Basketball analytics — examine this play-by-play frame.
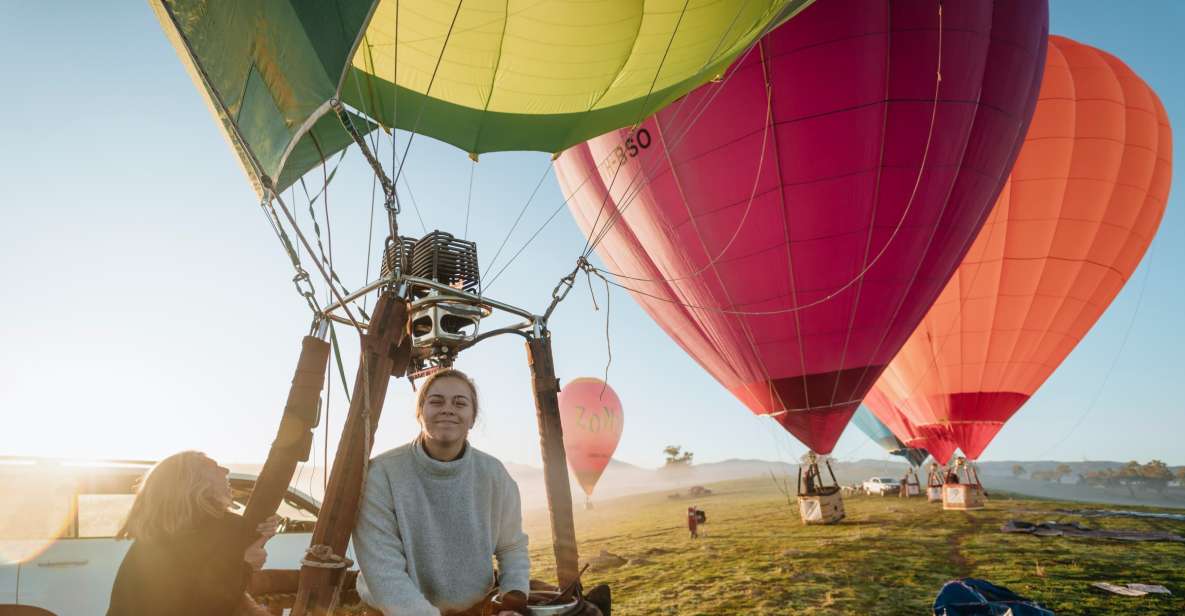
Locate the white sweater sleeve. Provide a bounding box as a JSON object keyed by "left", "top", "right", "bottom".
{"left": 494, "top": 473, "right": 531, "bottom": 595}
{"left": 353, "top": 464, "right": 441, "bottom": 616}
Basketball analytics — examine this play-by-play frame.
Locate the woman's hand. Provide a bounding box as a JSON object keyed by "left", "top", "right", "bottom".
{"left": 256, "top": 514, "right": 282, "bottom": 541}
{"left": 489, "top": 590, "right": 529, "bottom": 616}
{"left": 243, "top": 536, "right": 269, "bottom": 570}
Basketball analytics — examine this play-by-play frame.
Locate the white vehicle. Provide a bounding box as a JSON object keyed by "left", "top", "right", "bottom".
{"left": 862, "top": 476, "right": 902, "bottom": 496}
{"left": 1, "top": 458, "right": 329, "bottom": 616}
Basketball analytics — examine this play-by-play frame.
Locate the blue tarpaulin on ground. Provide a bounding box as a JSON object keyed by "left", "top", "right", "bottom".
{"left": 933, "top": 578, "right": 1054, "bottom": 616}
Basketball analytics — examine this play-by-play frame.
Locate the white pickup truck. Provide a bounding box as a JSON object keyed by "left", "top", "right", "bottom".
{"left": 1, "top": 458, "right": 334, "bottom": 616}
{"left": 862, "top": 476, "right": 902, "bottom": 496}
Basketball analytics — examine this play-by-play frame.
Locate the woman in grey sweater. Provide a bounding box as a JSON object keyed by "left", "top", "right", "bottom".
{"left": 353, "top": 369, "right": 530, "bottom": 616}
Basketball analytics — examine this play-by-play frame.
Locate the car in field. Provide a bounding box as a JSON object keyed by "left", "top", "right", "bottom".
{"left": 862, "top": 476, "right": 902, "bottom": 496}
{"left": 0, "top": 457, "right": 326, "bottom": 616}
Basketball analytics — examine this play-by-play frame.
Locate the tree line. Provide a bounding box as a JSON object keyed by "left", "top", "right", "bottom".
{"left": 1012, "top": 460, "right": 1184, "bottom": 496}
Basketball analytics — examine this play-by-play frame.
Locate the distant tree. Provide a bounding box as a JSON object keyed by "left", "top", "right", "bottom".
{"left": 1080, "top": 469, "right": 1113, "bottom": 488}
{"left": 1031, "top": 470, "right": 1056, "bottom": 483}
{"left": 1055, "top": 464, "right": 1073, "bottom": 484}
{"left": 663, "top": 445, "right": 694, "bottom": 467}
{"left": 1116, "top": 461, "right": 1144, "bottom": 497}
{"left": 1011, "top": 464, "right": 1026, "bottom": 478}
{"left": 1096, "top": 460, "right": 1174, "bottom": 497}
{"left": 1140, "top": 460, "right": 1173, "bottom": 494}
{"left": 1176, "top": 467, "right": 1185, "bottom": 486}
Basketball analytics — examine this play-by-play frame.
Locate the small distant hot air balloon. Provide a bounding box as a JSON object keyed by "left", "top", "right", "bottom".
{"left": 558, "top": 378, "right": 624, "bottom": 506}
{"left": 863, "top": 387, "right": 956, "bottom": 465}
{"left": 556, "top": 0, "right": 1049, "bottom": 455}
{"left": 850, "top": 406, "right": 929, "bottom": 468}
{"left": 875, "top": 35, "right": 1173, "bottom": 460}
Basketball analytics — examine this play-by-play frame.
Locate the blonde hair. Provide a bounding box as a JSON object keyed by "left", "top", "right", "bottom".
{"left": 116, "top": 450, "right": 226, "bottom": 541}
{"left": 415, "top": 368, "right": 480, "bottom": 425}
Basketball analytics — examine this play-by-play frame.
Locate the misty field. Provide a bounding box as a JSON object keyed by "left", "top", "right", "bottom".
{"left": 522, "top": 477, "right": 1185, "bottom": 615}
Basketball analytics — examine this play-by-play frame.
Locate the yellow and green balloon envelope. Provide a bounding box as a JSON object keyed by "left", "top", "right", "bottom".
{"left": 150, "top": 0, "right": 812, "bottom": 196}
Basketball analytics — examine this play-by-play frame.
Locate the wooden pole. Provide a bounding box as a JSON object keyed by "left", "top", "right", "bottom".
{"left": 243, "top": 335, "right": 331, "bottom": 529}
{"left": 526, "top": 334, "right": 580, "bottom": 590}
{"left": 292, "top": 293, "right": 411, "bottom": 616}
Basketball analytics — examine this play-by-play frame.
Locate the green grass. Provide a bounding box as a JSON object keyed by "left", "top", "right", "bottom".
{"left": 522, "top": 477, "right": 1185, "bottom": 615}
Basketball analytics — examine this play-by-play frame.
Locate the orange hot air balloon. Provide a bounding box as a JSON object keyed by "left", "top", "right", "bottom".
{"left": 876, "top": 35, "right": 1173, "bottom": 460}
{"left": 558, "top": 378, "right": 625, "bottom": 500}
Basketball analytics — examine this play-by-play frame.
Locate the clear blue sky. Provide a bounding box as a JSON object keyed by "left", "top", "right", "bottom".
{"left": 1, "top": 1, "right": 1181, "bottom": 471}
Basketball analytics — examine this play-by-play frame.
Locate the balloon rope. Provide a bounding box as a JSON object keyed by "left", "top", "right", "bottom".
{"left": 271, "top": 190, "right": 366, "bottom": 336}
{"left": 484, "top": 0, "right": 760, "bottom": 292}
{"left": 258, "top": 193, "right": 322, "bottom": 316}
{"left": 578, "top": 0, "right": 693, "bottom": 258}
{"left": 363, "top": 172, "right": 378, "bottom": 312}
{"left": 576, "top": 50, "right": 758, "bottom": 262}
{"left": 350, "top": 25, "right": 436, "bottom": 250}
{"left": 484, "top": 36, "right": 762, "bottom": 292}
{"left": 299, "top": 175, "right": 358, "bottom": 312}
{"left": 350, "top": 31, "right": 403, "bottom": 242}
{"left": 579, "top": 0, "right": 761, "bottom": 259}
{"left": 577, "top": 0, "right": 783, "bottom": 258}
{"left": 483, "top": 164, "right": 553, "bottom": 279}
{"left": 463, "top": 159, "right": 476, "bottom": 240}
{"left": 587, "top": 78, "right": 773, "bottom": 285}
{"left": 584, "top": 268, "right": 615, "bottom": 392}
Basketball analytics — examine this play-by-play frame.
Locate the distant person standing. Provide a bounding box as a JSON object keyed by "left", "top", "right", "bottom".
{"left": 687, "top": 505, "right": 699, "bottom": 539}
{"left": 694, "top": 508, "right": 707, "bottom": 537}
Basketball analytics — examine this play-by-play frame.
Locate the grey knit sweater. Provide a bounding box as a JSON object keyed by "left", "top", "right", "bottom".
{"left": 353, "top": 439, "right": 530, "bottom": 615}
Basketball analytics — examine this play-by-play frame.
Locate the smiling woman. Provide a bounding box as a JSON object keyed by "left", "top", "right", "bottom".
{"left": 352, "top": 369, "right": 537, "bottom": 616}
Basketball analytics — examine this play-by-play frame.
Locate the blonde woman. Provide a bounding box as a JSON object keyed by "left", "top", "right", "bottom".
{"left": 353, "top": 369, "right": 530, "bottom": 616}
{"left": 107, "top": 451, "right": 279, "bottom": 616}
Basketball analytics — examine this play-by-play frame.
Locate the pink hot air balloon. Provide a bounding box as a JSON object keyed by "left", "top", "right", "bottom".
{"left": 558, "top": 378, "right": 625, "bottom": 499}
{"left": 555, "top": 0, "right": 1048, "bottom": 454}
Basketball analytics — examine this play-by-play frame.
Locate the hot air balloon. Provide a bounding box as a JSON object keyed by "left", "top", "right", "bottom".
{"left": 555, "top": 0, "right": 1049, "bottom": 456}
{"left": 874, "top": 35, "right": 1173, "bottom": 461}
{"left": 558, "top": 378, "right": 625, "bottom": 507}
{"left": 151, "top": 1, "right": 816, "bottom": 610}
{"left": 863, "top": 386, "right": 956, "bottom": 465}
{"left": 850, "top": 406, "right": 929, "bottom": 468}
{"left": 151, "top": 0, "right": 812, "bottom": 197}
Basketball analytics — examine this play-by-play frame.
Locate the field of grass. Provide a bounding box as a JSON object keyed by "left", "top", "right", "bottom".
{"left": 522, "top": 477, "right": 1185, "bottom": 615}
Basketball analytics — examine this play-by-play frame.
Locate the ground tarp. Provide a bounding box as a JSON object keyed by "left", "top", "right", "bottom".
{"left": 933, "top": 578, "right": 1054, "bottom": 616}
{"left": 1002, "top": 520, "right": 1185, "bottom": 543}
